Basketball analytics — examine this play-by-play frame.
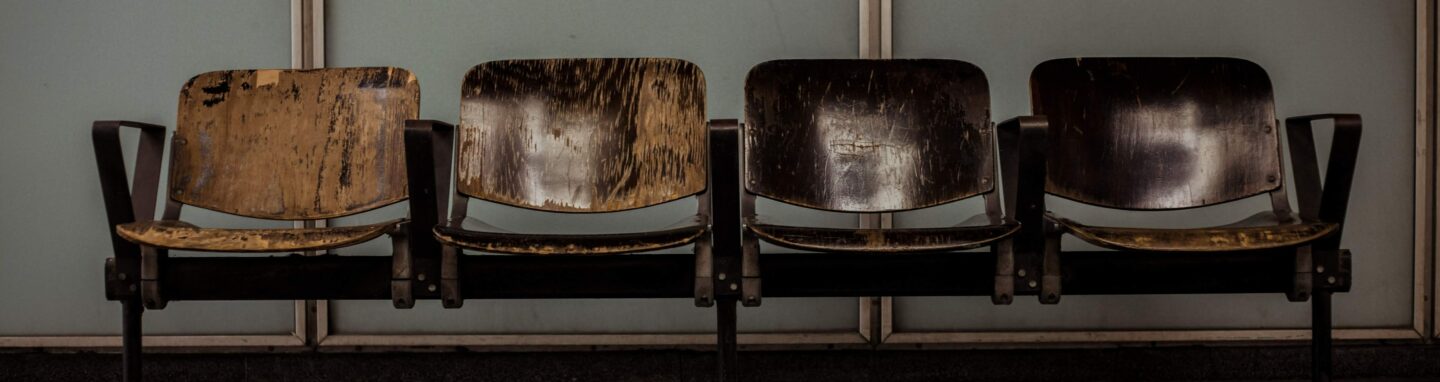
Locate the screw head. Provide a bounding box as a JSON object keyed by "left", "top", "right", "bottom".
{"left": 718, "top": 273, "right": 727, "bottom": 281}
{"left": 729, "top": 283, "right": 739, "bottom": 291}
{"left": 1327, "top": 276, "right": 1337, "bottom": 285}
{"left": 1017, "top": 269, "right": 1027, "bottom": 278}
{"left": 1267, "top": 174, "right": 1278, "bottom": 183}
{"left": 1315, "top": 266, "right": 1325, "bottom": 274}
{"left": 427, "top": 284, "right": 437, "bottom": 292}
{"left": 417, "top": 273, "right": 427, "bottom": 281}
{"left": 118, "top": 273, "right": 128, "bottom": 281}
{"left": 1028, "top": 280, "right": 1038, "bottom": 288}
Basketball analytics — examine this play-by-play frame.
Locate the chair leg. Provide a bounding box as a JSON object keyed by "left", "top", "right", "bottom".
{"left": 122, "top": 296, "right": 144, "bottom": 382}
{"left": 1311, "top": 290, "right": 1333, "bottom": 382}
{"left": 717, "top": 297, "right": 739, "bottom": 382}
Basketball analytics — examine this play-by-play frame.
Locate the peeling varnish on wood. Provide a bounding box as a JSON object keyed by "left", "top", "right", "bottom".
{"left": 117, "top": 219, "right": 403, "bottom": 253}
{"left": 171, "top": 68, "right": 419, "bottom": 219}
{"left": 456, "top": 58, "right": 706, "bottom": 213}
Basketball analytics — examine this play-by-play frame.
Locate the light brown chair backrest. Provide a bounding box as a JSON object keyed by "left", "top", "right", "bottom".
{"left": 170, "top": 68, "right": 420, "bottom": 219}
{"left": 456, "top": 58, "right": 707, "bottom": 212}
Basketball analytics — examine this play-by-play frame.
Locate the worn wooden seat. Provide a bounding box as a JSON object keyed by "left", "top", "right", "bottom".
{"left": 1050, "top": 213, "right": 1336, "bottom": 252}
{"left": 117, "top": 218, "right": 404, "bottom": 253}
{"left": 94, "top": 67, "right": 421, "bottom": 382}
{"left": 406, "top": 58, "right": 713, "bottom": 308}
{"left": 1028, "top": 57, "right": 1361, "bottom": 382}
{"left": 1030, "top": 57, "right": 1351, "bottom": 270}
{"left": 105, "top": 67, "right": 419, "bottom": 305}
{"left": 747, "top": 217, "right": 1019, "bottom": 253}
{"left": 1032, "top": 58, "right": 1344, "bottom": 257}
{"left": 739, "top": 59, "right": 1044, "bottom": 307}
{"left": 435, "top": 216, "right": 706, "bottom": 255}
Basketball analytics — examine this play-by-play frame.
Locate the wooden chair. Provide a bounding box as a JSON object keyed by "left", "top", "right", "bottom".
{"left": 403, "top": 57, "right": 716, "bottom": 304}
{"left": 402, "top": 57, "right": 737, "bottom": 378}
{"left": 1029, "top": 57, "right": 1360, "bottom": 382}
{"left": 94, "top": 67, "right": 420, "bottom": 381}
{"left": 738, "top": 58, "right": 1043, "bottom": 305}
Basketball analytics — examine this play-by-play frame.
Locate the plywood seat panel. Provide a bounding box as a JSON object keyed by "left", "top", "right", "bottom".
{"left": 434, "top": 215, "right": 707, "bottom": 255}
{"left": 117, "top": 219, "right": 404, "bottom": 253}
{"left": 746, "top": 217, "right": 1019, "bottom": 254}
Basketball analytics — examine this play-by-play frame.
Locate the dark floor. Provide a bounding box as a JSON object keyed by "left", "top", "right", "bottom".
{"left": 3, "top": 344, "right": 1439, "bottom": 381}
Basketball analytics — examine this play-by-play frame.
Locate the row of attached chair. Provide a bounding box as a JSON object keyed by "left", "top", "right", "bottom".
{"left": 95, "top": 57, "right": 1358, "bottom": 382}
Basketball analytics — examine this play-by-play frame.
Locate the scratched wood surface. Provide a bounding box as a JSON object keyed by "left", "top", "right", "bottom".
{"left": 170, "top": 68, "right": 419, "bottom": 219}
{"left": 1031, "top": 57, "right": 1281, "bottom": 210}
{"left": 744, "top": 59, "right": 994, "bottom": 212}
{"left": 746, "top": 218, "right": 1018, "bottom": 253}
{"left": 1051, "top": 214, "right": 1337, "bottom": 252}
{"left": 435, "top": 216, "right": 706, "bottom": 255}
{"left": 457, "top": 58, "right": 707, "bottom": 213}
{"left": 116, "top": 219, "right": 403, "bottom": 253}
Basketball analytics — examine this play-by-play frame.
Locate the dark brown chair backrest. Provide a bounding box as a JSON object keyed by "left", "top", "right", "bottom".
{"left": 744, "top": 59, "right": 994, "bottom": 212}
{"left": 456, "top": 58, "right": 708, "bottom": 213}
{"left": 1031, "top": 57, "right": 1282, "bottom": 210}
{"left": 170, "top": 68, "right": 420, "bottom": 219}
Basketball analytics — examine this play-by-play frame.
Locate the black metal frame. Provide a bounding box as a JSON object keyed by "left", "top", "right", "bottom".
{"left": 95, "top": 113, "right": 1358, "bottom": 382}
{"left": 94, "top": 120, "right": 165, "bottom": 382}
{"left": 1287, "top": 114, "right": 1363, "bottom": 382}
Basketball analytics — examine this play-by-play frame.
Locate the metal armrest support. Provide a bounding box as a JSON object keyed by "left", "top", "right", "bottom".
{"left": 1284, "top": 114, "right": 1361, "bottom": 232}
{"left": 1285, "top": 114, "right": 1361, "bottom": 293}
{"left": 93, "top": 120, "right": 167, "bottom": 304}
{"left": 399, "top": 119, "right": 455, "bottom": 308}
{"left": 708, "top": 119, "right": 753, "bottom": 306}
{"left": 997, "top": 116, "right": 1053, "bottom": 303}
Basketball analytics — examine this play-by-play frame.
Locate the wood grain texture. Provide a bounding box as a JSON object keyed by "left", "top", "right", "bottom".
{"left": 457, "top": 58, "right": 707, "bottom": 213}
{"left": 171, "top": 68, "right": 419, "bottom": 219}
{"left": 434, "top": 216, "right": 706, "bottom": 255}
{"left": 116, "top": 219, "right": 403, "bottom": 253}
{"left": 744, "top": 59, "right": 994, "bottom": 212}
{"left": 1051, "top": 215, "right": 1336, "bottom": 252}
{"left": 1031, "top": 57, "right": 1281, "bottom": 210}
{"left": 746, "top": 218, "right": 1018, "bottom": 253}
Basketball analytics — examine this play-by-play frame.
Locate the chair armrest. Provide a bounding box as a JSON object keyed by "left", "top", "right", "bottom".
{"left": 995, "top": 116, "right": 1048, "bottom": 231}
{"left": 92, "top": 120, "right": 167, "bottom": 258}
{"left": 1284, "top": 114, "right": 1362, "bottom": 229}
{"left": 708, "top": 119, "right": 740, "bottom": 226}
{"left": 707, "top": 119, "right": 745, "bottom": 299}
{"left": 403, "top": 119, "right": 456, "bottom": 257}
{"left": 707, "top": 119, "right": 741, "bottom": 247}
